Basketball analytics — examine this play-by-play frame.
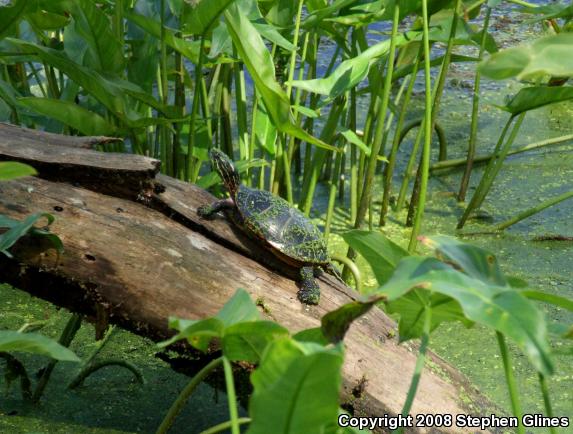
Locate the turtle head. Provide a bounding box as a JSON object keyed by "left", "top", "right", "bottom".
{"left": 210, "top": 148, "right": 240, "bottom": 198}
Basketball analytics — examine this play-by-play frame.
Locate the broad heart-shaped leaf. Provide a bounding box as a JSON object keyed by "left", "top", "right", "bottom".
{"left": 500, "top": 86, "right": 573, "bottom": 115}
{"left": 0, "top": 331, "right": 80, "bottom": 362}
{"left": 248, "top": 338, "right": 343, "bottom": 434}
{"left": 221, "top": 321, "right": 289, "bottom": 362}
{"left": 479, "top": 33, "right": 573, "bottom": 81}
{"left": 182, "top": 0, "right": 235, "bottom": 35}
{"left": 0, "top": 162, "right": 37, "bottom": 180}
{"left": 292, "top": 327, "right": 329, "bottom": 345}
{"left": 224, "top": 4, "right": 337, "bottom": 152}
{"left": 216, "top": 287, "right": 260, "bottom": 326}
{"left": 66, "top": 0, "right": 126, "bottom": 75}
{"left": 419, "top": 235, "right": 507, "bottom": 286}
{"left": 17, "top": 97, "right": 117, "bottom": 136}
{"left": 321, "top": 295, "right": 386, "bottom": 343}
{"left": 377, "top": 256, "right": 554, "bottom": 375}
{"left": 0, "top": 212, "right": 55, "bottom": 258}
{"left": 341, "top": 230, "right": 409, "bottom": 286}
{"left": 387, "top": 290, "right": 473, "bottom": 342}
{"left": 160, "top": 288, "right": 261, "bottom": 352}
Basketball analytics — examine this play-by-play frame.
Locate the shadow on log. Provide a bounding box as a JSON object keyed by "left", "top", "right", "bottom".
{"left": 0, "top": 124, "right": 497, "bottom": 433}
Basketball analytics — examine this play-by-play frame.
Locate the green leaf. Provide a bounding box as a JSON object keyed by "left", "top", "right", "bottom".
{"left": 182, "top": 0, "right": 236, "bottom": 35}
{"left": 480, "top": 33, "right": 573, "bottom": 80}
{"left": 321, "top": 295, "right": 385, "bottom": 343}
{"left": 237, "top": 0, "right": 295, "bottom": 51}
{"left": 4, "top": 39, "right": 170, "bottom": 126}
{"left": 0, "top": 330, "right": 80, "bottom": 362}
{"left": 419, "top": 235, "right": 507, "bottom": 286}
{"left": 248, "top": 338, "right": 343, "bottom": 434}
{"left": 0, "top": 162, "right": 37, "bottom": 180}
{"left": 222, "top": 321, "right": 289, "bottom": 362}
{"left": 26, "top": 10, "right": 71, "bottom": 31}
{"left": 339, "top": 129, "right": 388, "bottom": 162}
{"left": 377, "top": 256, "right": 554, "bottom": 375}
{"left": 160, "top": 288, "right": 261, "bottom": 351}
{"left": 0, "top": 212, "right": 54, "bottom": 258}
{"left": 0, "top": 0, "right": 32, "bottom": 40}
{"left": 517, "top": 3, "right": 573, "bottom": 22}
{"left": 341, "top": 230, "right": 409, "bottom": 285}
{"left": 66, "top": 0, "right": 126, "bottom": 75}
{"left": 501, "top": 86, "right": 573, "bottom": 115}
{"left": 254, "top": 99, "right": 277, "bottom": 156}
{"left": 292, "top": 327, "right": 329, "bottom": 345}
{"left": 216, "top": 288, "right": 260, "bottom": 326}
{"left": 387, "top": 290, "right": 472, "bottom": 342}
{"left": 289, "top": 33, "right": 409, "bottom": 99}
{"left": 161, "top": 317, "right": 224, "bottom": 352}
{"left": 17, "top": 97, "right": 117, "bottom": 136}
{"left": 522, "top": 290, "right": 573, "bottom": 312}
{"left": 224, "top": 4, "right": 337, "bottom": 152}
{"left": 126, "top": 12, "right": 202, "bottom": 64}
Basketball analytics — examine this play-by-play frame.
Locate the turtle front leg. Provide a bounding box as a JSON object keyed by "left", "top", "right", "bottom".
{"left": 197, "top": 198, "right": 234, "bottom": 218}
{"left": 298, "top": 266, "right": 320, "bottom": 305}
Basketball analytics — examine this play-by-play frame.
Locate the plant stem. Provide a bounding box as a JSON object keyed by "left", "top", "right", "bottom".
{"left": 199, "top": 418, "right": 251, "bottom": 434}
{"left": 496, "top": 332, "right": 525, "bottom": 434}
{"left": 431, "top": 133, "right": 573, "bottom": 172}
{"left": 159, "top": 0, "right": 171, "bottom": 175}
{"left": 68, "top": 359, "right": 144, "bottom": 389}
{"left": 458, "top": 113, "right": 525, "bottom": 229}
{"left": 407, "top": 0, "right": 433, "bottom": 252}
{"left": 458, "top": 6, "right": 491, "bottom": 201}
{"left": 156, "top": 357, "right": 223, "bottom": 434}
{"left": 396, "top": 308, "right": 431, "bottom": 434}
{"left": 33, "top": 313, "right": 82, "bottom": 402}
{"left": 222, "top": 357, "right": 240, "bottom": 434}
{"left": 233, "top": 45, "right": 248, "bottom": 162}
{"left": 354, "top": 3, "right": 400, "bottom": 230}
{"left": 186, "top": 37, "right": 206, "bottom": 182}
{"left": 495, "top": 190, "right": 573, "bottom": 230}
{"left": 538, "top": 373, "right": 557, "bottom": 434}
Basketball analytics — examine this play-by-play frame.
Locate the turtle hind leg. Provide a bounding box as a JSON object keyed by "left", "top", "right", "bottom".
{"left": 298, "top": 266, "right": 320, "bottom": 305}
{"left": 197, "top": 198, "right": 234, "bottom": 218}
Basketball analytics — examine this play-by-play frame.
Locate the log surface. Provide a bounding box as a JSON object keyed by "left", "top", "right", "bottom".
{"left": 0, "top": 125, "right": 497, "bottom": 433}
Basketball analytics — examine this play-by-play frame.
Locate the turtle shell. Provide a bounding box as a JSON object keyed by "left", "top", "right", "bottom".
{"left": 235, "top": 186, "right": 329, "bottom": 265}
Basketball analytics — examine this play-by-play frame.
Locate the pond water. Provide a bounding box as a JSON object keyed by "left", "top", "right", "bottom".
{"left": 1, "top": 1, "right": 572, "bottom": 433}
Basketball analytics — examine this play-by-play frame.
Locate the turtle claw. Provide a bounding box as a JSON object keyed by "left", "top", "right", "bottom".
{"left": 298, "top": 288, "right": 320, "bottom": 305}
{"left": 197, "top": 205, "right": 212, "bottom": 218}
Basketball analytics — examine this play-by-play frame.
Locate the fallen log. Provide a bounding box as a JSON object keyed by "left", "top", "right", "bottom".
{"left": 0, "top": 125, "right": 497, "bottom": 433}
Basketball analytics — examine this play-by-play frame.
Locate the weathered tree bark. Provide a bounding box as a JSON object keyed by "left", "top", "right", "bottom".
{"left": 0, "top": 125, "right": 497, "bottom": 433}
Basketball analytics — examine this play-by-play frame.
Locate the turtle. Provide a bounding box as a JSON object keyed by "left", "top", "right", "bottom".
{"left": 197, "top": 148, "right": 338, "bottom": 305}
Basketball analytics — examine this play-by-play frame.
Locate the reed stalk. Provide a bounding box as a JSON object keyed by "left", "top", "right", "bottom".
{"left": 458, "top": 6, "right": 492, "bottom": 202}
{"left": 458, "top": 113, "right": 525, "bottom": 228}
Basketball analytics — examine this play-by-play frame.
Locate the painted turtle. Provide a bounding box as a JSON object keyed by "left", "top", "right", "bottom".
{"left": 197, "top": 148, "right": 335, "bottom": 305}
